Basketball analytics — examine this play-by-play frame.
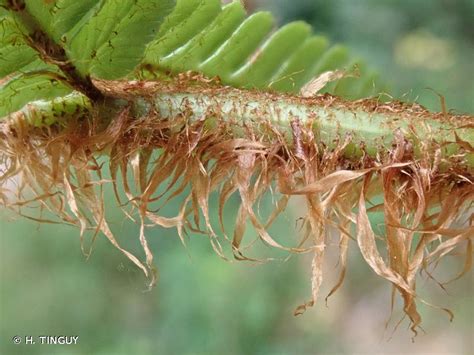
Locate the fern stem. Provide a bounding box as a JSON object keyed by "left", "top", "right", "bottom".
{"left": 4, "top": 81, "right": 473, "bottom": 171}
{"left": 127, "top": 86, "right": 473, "bottom": 169}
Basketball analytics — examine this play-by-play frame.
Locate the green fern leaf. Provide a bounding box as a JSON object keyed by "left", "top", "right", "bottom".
{"left": 0, "top": 74, "right": 72, "bottom": 117}
{"left": 1, "top": 0, "right": 380, "bottom": 119}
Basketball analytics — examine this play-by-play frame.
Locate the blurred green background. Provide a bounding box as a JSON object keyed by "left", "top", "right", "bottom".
{"left": 1, "top": 1, "right": 473, "bottom": 354}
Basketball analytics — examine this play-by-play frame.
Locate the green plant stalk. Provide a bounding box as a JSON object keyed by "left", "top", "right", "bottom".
{"left": 7, "top": 87, "right": 473, "bottom": 169}
{"left": 132, "top": 89, "right": 473, "bottom": 167}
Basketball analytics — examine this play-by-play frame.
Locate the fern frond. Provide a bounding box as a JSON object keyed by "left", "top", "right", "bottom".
{"left": 1, "top": 0, "right": 381, "bottom": 119}
{"left": 0, "top": 0, "right": 472, "bottom": 335}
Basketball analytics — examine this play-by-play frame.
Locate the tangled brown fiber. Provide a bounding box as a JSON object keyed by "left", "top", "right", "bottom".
{"left": 0, "top": 77, "right": 473, "bottom": 334}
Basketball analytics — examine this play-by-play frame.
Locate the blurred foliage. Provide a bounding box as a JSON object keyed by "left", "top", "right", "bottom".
{"left": 1, "top": 1, "right": 473, "bottom": 354}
